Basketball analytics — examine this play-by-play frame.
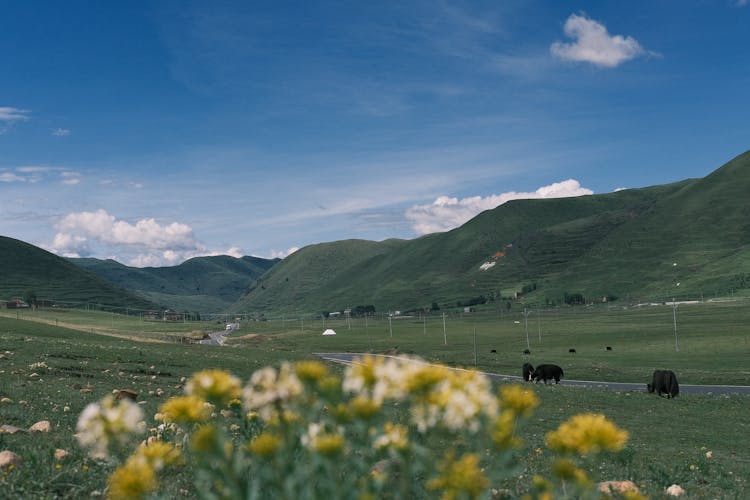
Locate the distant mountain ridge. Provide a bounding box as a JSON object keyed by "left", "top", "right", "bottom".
{"left": 70, "top": 255, "right": 279, "bottom": 312}
{"left": 0, "top": 236, "right": 156, "bottom": 310}
{"left": 229, "top": 149, "right": 750, "bottom": 315}
{"left": 5, "top": 149, "right": 750, "bottom": 316}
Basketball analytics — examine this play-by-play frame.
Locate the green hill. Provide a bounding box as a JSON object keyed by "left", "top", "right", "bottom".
{"left": 0, "top": 236, "right": 156, "bottom": 310}
{"left": 230, "top": 149, "right": 750, "bottom": 315}
{"left": 71, "top": 255, "right": 278, "bottom": 312}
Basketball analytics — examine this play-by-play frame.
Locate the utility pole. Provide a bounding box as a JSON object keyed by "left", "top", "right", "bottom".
{"left": 473, "top": 327, "right": 477, "bottom": 367}
{"left": 442, "top": 312, "right": 447, "bottom": 345}
{"left": 524, "top": 307, "right": 530, "bottom": 350}
{"left": 673, "top": 298, "right": 679, "bottom": 352}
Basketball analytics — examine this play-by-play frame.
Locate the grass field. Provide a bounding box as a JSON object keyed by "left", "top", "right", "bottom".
{"left": 1, "top": 300, "right": 749, "bottom": 498}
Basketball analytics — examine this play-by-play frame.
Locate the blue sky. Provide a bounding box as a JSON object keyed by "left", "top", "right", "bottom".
{"left": 2, "top": 1, "right": 749, "bottom": 266}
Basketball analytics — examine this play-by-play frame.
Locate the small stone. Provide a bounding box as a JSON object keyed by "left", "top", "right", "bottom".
{"left": 0, "top": 425, "right": 26, "bottom": 434}
{"left": 0, "top": 450, "right": 23, "bottom": 468}
{"left": 666, "top": 484, "right": 686, "bottom": 496}
{"left": 0, "top": 397, "right": 12, "bottom": 403}
{"left": 54, "top": 449, "right": 70, "bottom": 460}
{"left": 29, "top": 420, "right": 52, "bottom": 433}
{"left": 597, "top": 481, "right": 641, "bottom": 496}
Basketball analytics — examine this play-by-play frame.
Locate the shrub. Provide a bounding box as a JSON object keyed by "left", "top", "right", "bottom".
{"left": 77, "top": 357, "right": 632, "bottom": 499}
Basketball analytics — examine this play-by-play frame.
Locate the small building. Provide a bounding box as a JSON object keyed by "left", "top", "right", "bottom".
{"left": 6, "top": 298, "right": 30, "bottom": 309}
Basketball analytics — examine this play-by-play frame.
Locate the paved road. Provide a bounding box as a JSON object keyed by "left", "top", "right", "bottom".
{"left": 199, "top": 323, "right": 239, "bottom": 346}
{"left": 315, "top": 352, "right": 750, "bottom": 396}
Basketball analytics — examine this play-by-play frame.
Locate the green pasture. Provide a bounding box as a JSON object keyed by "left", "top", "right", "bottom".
{"left": 1, "top": 301, "right": 749, "bottom": 498}
{"left": 227, "top": 299, "right": 750, "bottom": 385}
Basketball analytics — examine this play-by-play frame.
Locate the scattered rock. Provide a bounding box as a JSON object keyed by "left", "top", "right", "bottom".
{"left": 666, "top": 484, "right": 686, "bottom": 496}
{"left": 1, "top": 397, "right": 12, "bottom": 403}
{"left": 597, "top": 481, "right": 641, "bottom": 496}
{"left": 29, "top": 420, "right": 52, "bottom": 433}
{"left": 114, "top": 389, "right": 138, "bottom": 401}
{"left": 0, "top": 450, "right": 23, "bottom": 468}
{"left": 54, "top": 449, "right": 70, "bottom": 460}
{"left": 0, "top": 425, "right": 26, "bottom": 434}
{"left": 29, "top": 372, "right": 40, "bottom": 378}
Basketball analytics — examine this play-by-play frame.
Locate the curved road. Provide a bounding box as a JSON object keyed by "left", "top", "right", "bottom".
{"left": 315, "top": 352, "right": 750, "bottom": 396}
{"left": 199, "top": 322, "right": 239, "bottom": 346}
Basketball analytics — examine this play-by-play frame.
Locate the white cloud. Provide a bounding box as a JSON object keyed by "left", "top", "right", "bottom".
{"left": 0, "top": 106, "right": 30, "bottom": 121}
{"left": 0, "top": 172, "right": 26, "bottom": 183}
{"left": 269, "top": 247, "right": 299, "bottom": 259}
{"left": 405, "top": 179, "right": 593, "bottom": 235}
{"left": 60, "top": 171, "right": 82, "bottom": 185}
{"left": 52, "top": 128, "right": 71, "bottom": 136}
{"left": 48, "top": 209, "right": 246, "bottom": 267}
{"left": 734, "top": 0, "right": 749, "bottom": 6}
{"left": 550, "top": 13, "right": 649, "bottom": 68}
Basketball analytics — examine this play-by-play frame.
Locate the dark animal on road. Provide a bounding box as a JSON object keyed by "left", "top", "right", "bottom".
{"left": 522, "top": 363, "right": 535, "bottom": 382}
{"left": 569, "top": 348, "right": 576, "bottom": 354}
{"left": 490, "top": 349, "right": 497, "bottom": 353}
{"left": 647, "top": 370, "right": 679, "bottom": 398}
{"left": 523, "top": 349, "right": 531, "bottom": 355}
{"left": 606, "top": 346, "right": 612, "bottom": 351}
{"left": 532, "top": 364, "right": 564, "bottom": 384}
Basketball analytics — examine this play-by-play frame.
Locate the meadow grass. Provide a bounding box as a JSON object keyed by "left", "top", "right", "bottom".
{"left": 1, "top": 301, "right": 749, "bottom": 498}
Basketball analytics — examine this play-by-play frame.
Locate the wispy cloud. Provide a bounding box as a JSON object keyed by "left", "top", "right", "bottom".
{"left": 405, "top": 179, "right": 593, "bottom": 235}
{"left": 0, "top": 172, "right": 26, "bottom": 183}
{"left": 551, "top": 13, "right": 652, "bottom": 68}
{"left": 51, "top": 128, "right": 71, "bottom": 136}
{"left": 60, "top": 171, "right": 82, "bottom": 185}
{"left": 0, "top": 106, "right": 30, "bottom": 121}
{"left": 0, "top": 106, "right": 30, "bottom": 134}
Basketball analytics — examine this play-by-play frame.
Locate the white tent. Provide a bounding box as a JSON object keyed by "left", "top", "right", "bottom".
{"left": 322, "top": 329, "right": 337, "bottom": 336}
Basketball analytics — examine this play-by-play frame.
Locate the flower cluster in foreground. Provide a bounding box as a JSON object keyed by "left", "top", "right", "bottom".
{"left": 76, "top": 357, "right": 631, "bottom": 499}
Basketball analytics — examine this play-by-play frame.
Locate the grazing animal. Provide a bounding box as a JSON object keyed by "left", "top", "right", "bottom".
{"left": 568, "top": 348, "right": 576, "bottom": 354}
{"left": 606, "top": 346, "right": 612, "bottom": 351}
{"left": 531, "top": 364, "right": 564, "bottom": 384}
{"left": 490, "top": 349, "right": 497, "bottom": 354}
{"left": 647, "top": 370, "right": 679, "bottom": 398}
{"left": 522, "top": 363, "right": 535, "bottom": 382}
{"left": 523, "top": 349, "right": 531, "bottom": 355}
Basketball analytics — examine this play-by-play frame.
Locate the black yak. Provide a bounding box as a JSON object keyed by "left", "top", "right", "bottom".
{"left": 523, "top": 349, "right": 531, "bottom": 355}
{"left": 522, "top": 363, "right": 535, "bottom": 382}
{"left": 568, "top": 348, "right": 576, "bottom": 354}
{"left": 531, "top": 364, "right": 564, "bottom": 384}
{"left": 647, "top": 370, "right": 679, "bottom": 398}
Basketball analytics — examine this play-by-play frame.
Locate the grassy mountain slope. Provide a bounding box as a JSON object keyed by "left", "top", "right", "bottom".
{"left": 71, "top": 255, "right": 279, "bottom": 312}
{"left": 231, "top": 149, "right": 750, "bottom": 314}
{"left": 0, "top": 236, "right": 156, "bottom": 310}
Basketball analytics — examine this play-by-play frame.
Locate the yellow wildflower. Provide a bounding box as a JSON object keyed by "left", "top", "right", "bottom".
{"left": 301, "top": 423, "right": 345, "bottom": 456}
{"left": 350, "top": 395, "right": 381, "bottom": 419}
{"left": 546, "top": 413, "right": 628, "bottom": 455}
{"left": 158, "top": 396, "right": 212, "bottom": 424}
{"left": 312, "top": 433, "right": 345, "bottom": 456}
{"left": 248, "top": 433, "right": 281, "bottom": 457}
{"left": 491, "top": 410, "right": 521, "bottom": 449}
{"left": 135, "top": 441, "right": 182, "bottom": 471}
{"left": 499, "top": 384, "right": 539, "bottom": 417}
{"left": 551, "top": 458, "right": 591, "bottom": 486}
{"left": 426, "top": 451, "right": 488, "bottom": 500}
{"left": 185, "top": 370, "right": 242, "bottom": 406}
{"left": 190, "top": 424, "right": 218, "bottom": 453}
{"left": 406, "top": 365, "right": 450, "bottom": 393}
{"left": 295, "top": 360, "right": 329, "bottom": 382}
{"left": 107, "top": 456, "right": 156, "bottom": 500}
